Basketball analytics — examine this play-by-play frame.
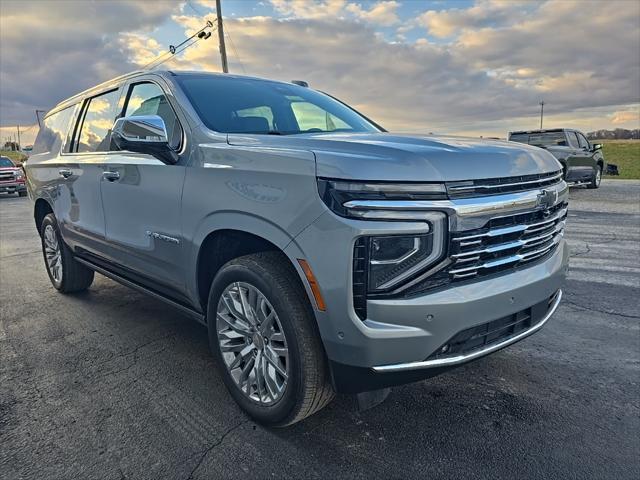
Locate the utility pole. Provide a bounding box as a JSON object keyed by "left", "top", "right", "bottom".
{"left": 17, "top": 125, "right": 21, "bottom": 151}
{"left": 216, "top": 0, "right": 229, "bottom": 73}
{"left": 539, "top": 101, "right": 545, "bottom": 129}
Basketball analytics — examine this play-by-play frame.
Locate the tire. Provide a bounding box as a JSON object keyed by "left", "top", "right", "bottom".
{"left": 40, "top": 213, "right": 94, "bottom": 293}
{"left": 587, "top": 164, "right": 602, "bottom": 189}
{"left": 207, "top": 251, "right": 334, "bottom": 426}
{"left": 18, "top": 191, "right": 27, "bottom": 197}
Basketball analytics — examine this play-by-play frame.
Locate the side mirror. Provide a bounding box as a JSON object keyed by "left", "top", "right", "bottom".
{"left": 592, "top": 143, "right": 602, "bottom": 151}
{"left": 111, "top": 115, "right": 178, "bottom": 164}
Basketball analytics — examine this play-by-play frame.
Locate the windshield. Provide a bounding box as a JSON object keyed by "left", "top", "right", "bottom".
{"left": 510, "top": 132, "right": 567, "bottom": 147}
{"left": 0, "top": 157, "right": 15, "bottom": 168}
{"left": 176, "top": 75, "right": 380, "bottom": 135}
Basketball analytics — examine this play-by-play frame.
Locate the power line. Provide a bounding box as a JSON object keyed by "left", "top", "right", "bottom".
{"left": 226, "top": 28, "right": 246, "bottom": 74}
{"left": 185, "top": 0, "right": 205, "bottom": 17}
{"left": 148, "top": 30, "right": 215, "bottom": 71}
{"left": 141, "top": 20, "right": 215, "bottom": 70}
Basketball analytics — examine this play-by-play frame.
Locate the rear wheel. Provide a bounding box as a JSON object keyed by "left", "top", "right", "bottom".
{"left": 207, "top": 252, "right": 334, "bottom": 426}
{"left": 40, "top": 214, "right": 94, "bottom": 292}
{"left": 587, "top": 164, "right": 602, "bottom": 189}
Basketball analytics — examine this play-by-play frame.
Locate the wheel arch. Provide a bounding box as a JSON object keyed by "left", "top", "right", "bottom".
{"left": 192, "top": 221, "right": 316, "bottom": 317}
{"left": 34, "top": 197, "right": 54, "bottom": 235}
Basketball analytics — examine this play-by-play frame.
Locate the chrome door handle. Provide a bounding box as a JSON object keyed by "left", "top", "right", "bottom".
{"left": 102, "top": 171, "right": 120, "bottom": 182}
{"left": 58, "top": 169, "right": 73, "bottom": 178}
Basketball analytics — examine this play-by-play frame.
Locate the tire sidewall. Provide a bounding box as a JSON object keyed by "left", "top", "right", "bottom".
{"left": 207, "top": 261, "right": 304, "bottom": 425}
{"left": 40, "top": 214, "right": 64, "bottom": 290}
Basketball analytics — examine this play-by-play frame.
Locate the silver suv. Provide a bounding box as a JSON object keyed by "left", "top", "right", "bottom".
{"left": 26, "top": 71, "right": 568, "bottom": 426}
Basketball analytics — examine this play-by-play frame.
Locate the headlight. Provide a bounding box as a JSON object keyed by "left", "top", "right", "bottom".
{"left": 318, "top": 178, "right": 447, "bottom": 219}
{"left": 355, "top": 212, "right": 447, "bottom": 295}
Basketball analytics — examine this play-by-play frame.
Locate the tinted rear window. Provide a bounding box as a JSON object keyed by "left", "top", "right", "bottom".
{"left": 32, "top": 105, "right": 77, "bottom": 155}
{"left": 176, "top": 75, "right": 379, "bottom": 135}
{"left": 77, "top": 89, "right": 121, "bottom": 153}
{"left": 510, "top": 132, "right": 567, "bottom": 147}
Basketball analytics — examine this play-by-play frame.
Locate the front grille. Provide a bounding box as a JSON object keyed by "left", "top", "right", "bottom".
{"left": 446, "top": 170, "right": 563, "bottom": 198}
{"left": 447, "top": 201, "right": 567, "bottom": 281}
{"left": 427, "top": 291, "right": 559, "bottom": 360}
{"left": 0, "top": 172, "right": 15, "bottom": 182}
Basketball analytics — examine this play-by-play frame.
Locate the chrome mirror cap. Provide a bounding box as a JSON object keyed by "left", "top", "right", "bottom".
{"left": 112, "top": 115, "right": 169, "bottom": 144}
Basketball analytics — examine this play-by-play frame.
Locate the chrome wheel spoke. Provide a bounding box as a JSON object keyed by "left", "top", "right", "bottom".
{"left": 264, "top": 347, "right": 287, "bottom": 379}
{"left": 216, "top": 281, "right": 289, "bottom": 405}
{"left": 43, "top": 225, "right": 62, "bottom": 283}
{"left": 217, "top": 312, "right": 252, "bottom": 337}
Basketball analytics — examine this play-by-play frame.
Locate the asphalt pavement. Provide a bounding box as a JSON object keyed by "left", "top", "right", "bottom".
{"left": 1, "top": 180, "right": 639, "bottom": 479}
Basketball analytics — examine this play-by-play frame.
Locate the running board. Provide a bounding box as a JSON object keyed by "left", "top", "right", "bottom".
{"left": 75, "top": 257, "right": 206, "bottom": 325}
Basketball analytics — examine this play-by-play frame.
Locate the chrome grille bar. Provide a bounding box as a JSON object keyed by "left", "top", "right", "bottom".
{"left": 448, "top": 172, "right": 563, "bottom": 193}
{"left": 448, "top": 202, "right": 567, "bottom": 280}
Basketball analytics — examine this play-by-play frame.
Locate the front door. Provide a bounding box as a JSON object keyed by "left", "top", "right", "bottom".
{"left": 99, "top": 80, "right": 188, "bottom": 301}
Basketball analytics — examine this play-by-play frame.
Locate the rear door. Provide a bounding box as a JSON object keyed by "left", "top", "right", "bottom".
{"left": 54, "top": 88, "right": 123, "bottom": 253}
{"left": 99, "top": 78, "right": 189, "bottom": 301}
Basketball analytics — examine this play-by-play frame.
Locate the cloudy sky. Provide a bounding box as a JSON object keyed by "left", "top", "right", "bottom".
{"left": 1, "top": 0, "right": 639, "bottom": 145}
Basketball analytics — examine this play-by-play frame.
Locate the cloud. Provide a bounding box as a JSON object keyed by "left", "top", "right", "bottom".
{"left": 1, "top": 0, "right": 639, "bottom": 139}
{"left": 269, "top": 0, "right": 399, "bottom": 25}
{"left": 0, "top": 0, "right": 178, "bottom": 124}
{"left": 269, "top": 0, "right": 347, "bottom": 19}
{"left": 417, "top": 0, "right": 527, "bottom": 38}
{"left": 346, "top": 1, "right": 400, "bottom": 26}
{"left": 610, "top": 109, "right": 640, "bottom": 126}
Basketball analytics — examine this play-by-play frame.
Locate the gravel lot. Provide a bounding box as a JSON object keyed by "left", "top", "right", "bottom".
{"left": 1, "top": 180, "right": 638, "bottom": 480}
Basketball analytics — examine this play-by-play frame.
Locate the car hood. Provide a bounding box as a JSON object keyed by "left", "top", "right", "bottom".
{"left": 227, "top": 132, "right": 561, "bottom": 182}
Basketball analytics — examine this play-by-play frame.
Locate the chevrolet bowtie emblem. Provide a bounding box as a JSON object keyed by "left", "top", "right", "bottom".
{"left": 536, "top": 189, "right": 558, "bottom": 210}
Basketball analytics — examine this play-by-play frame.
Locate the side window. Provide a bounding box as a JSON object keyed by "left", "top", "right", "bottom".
{"left": 290, "top": 101, "right": 350, "bottom": 132}
{"left": 577, "top": 132, "right": 590, "bottom": 149}
{"left": 77, "top": 89, "right": 121, "bottom": 153}
{"left": 31, "top": 105, "right": 76, "bottom": 155}
{"left": 566, "top": 131, "right": 580, "bottom": 149}
{"left": 124, "top": 82, "right": 182, "bottom": 149}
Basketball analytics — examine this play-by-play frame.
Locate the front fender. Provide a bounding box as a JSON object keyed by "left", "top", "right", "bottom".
{"left": 184, "top": 211, "right": 317, "bottom": 311}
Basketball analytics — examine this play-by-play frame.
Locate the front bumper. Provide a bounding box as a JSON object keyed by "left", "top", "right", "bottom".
{"left": 288, "top": 182, "right": 569, "bottom": 393}
{"left": 0, "top": 182, "right": 26, "bottom": 193}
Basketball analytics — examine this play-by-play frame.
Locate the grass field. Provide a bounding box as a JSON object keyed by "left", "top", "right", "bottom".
{"left": 596, "top": 140, "right": 640, "bottom": 179}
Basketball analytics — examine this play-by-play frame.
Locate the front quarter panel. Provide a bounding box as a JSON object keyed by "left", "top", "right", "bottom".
{"left": 181, "top": 137, "right": 325, "bottom": 309}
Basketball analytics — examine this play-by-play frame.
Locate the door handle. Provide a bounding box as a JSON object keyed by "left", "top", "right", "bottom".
{"left": 58, "top": 168, "right": 73, "bottom": 178}
{"left": 102, "top": 170, "right": 120, "bottom": 182}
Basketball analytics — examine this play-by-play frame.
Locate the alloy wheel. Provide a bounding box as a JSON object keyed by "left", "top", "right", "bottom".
{"left": 216, "top": 282, "right": 289, "bottom": 405}
{"left": 43, "top": 224, "right": 62, "bottom": 283}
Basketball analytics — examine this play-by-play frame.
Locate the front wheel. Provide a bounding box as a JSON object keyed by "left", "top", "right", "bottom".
{"left": 587, "top": 165, "right": 602, "bottom": 189}
{"left": 207, "top": 252, "right": 334, "bottom": 426}
{"left": 40, "top": 214, "right": 94, "bottom": 292}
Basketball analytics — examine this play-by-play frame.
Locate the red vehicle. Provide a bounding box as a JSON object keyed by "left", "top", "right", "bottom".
{"left": 0, "top": 156, "right": 27, "bottom": 197}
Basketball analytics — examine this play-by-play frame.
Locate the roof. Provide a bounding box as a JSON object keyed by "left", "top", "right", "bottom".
{"left": 509, "top": 129, "right": 565, "bottom": 135}
{"left": 47, "top": 69, "right": 296, "bottom": 116}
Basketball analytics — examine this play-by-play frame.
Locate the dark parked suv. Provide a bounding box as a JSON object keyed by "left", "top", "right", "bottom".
{"left": 509, "top": 128, "right": 605, "bottom": 188}
{"left": 26, "top": 70, "right": 568, "bottom": 425}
